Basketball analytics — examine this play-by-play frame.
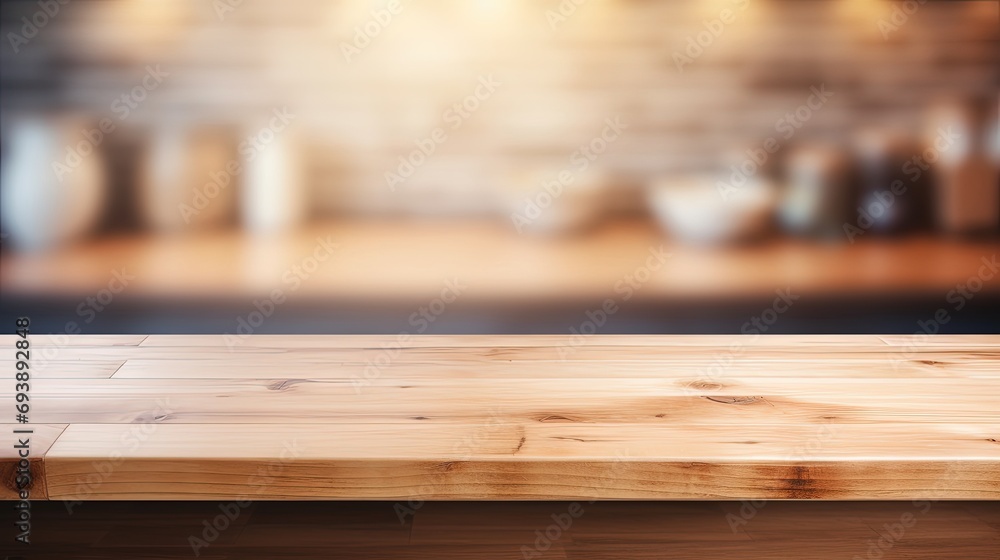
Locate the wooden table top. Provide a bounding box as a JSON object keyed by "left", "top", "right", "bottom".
{"left": 3, "top": 334, "right": 999, "bottom": 501}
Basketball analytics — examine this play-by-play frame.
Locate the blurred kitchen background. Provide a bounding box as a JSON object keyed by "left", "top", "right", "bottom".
{"left": 1, "top": 0, "right": 998, "bottom": 334}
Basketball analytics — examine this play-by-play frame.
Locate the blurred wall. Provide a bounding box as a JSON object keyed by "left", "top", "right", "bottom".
{"left": 1, "top": 0, "right": 997, "bottom": 219}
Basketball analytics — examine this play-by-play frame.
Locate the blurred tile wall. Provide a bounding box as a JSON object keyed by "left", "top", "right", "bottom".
{"left": 1, "top": 0, "right": 996, "bottom": 220}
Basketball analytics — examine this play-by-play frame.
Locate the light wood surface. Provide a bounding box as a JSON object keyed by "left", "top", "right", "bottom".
{"left": 2, "top": 221, "right": 998, "bottom": 305}
{"left": 3, "top": 335, "right": 998, "bottom": 500}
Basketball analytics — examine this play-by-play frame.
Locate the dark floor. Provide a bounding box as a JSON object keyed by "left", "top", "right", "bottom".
{"left": 4, "top": 501, "right": 999, "bottom": 559}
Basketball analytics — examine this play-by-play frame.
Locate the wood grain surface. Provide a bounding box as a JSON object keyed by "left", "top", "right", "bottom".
{"left": 2, "top": 335, "right": 998, "bottom": 500}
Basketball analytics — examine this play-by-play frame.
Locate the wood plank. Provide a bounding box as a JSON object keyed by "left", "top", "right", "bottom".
{"left": 31, "top": 360, "right": 125, "bottom": 379}
{"left": 877, "top": 335, "right": 1000, "bottom": 348}
{"left": 16, "top": 378, "right": 1000, "bottom": 425}
{"left": 14, "top": 335, "right": 148, "bottom": 347}
{"left": 107, "top": 354, "right": 1000, "bottom": 379}
{"left": 3, "top": 336, "right": 993, "bottom": 374}
{"left": 43, "top": 422, "right": 1000, "bottom": 500}
{"left": 22, "top": 376, "right": 1000, "bottom": 398}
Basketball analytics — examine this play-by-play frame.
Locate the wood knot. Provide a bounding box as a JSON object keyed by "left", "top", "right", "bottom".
{"left": 134, "top": 413, "right": 172, "bottom": 423}
{"left": 436, "top": 461, "right": 456, "bottom": 472}
{"left": 268, "top": 379, "right": 311, "bottom": 391}
{"left": 782, "top": 465, "right": 820, "bottom": 499}
{"left": 686, "top": 380, "right": 724, "bottom": 391}
{"left": 513, "top": 436, "right": 526, "bottom": 454}
{"left": 537, "top": 414, "right": 583, "bottom": 423}
{"left": 704, "top": 396, "right": 763, "bottom": 405}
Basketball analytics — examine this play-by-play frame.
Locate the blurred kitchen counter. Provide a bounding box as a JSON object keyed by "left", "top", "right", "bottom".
{"left": 2, "top": 219, "right": 998, "bottom": 306}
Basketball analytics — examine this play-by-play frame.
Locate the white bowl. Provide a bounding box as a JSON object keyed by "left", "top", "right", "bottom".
{"left": 647, "top": 175, "right": 777, "bottom": 244}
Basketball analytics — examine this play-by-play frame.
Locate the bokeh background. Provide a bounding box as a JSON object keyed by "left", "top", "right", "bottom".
{"left": 1, "top": 0, "right": 998, "bottom": 334}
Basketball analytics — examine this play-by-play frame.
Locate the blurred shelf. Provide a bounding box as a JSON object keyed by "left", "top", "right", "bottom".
{"left": 1, "top": 219, "right": 999, "bottom": 306}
